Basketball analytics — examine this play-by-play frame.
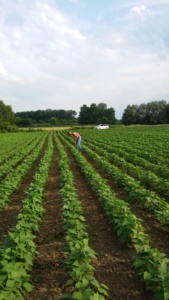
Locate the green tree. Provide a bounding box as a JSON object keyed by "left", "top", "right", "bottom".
{"left": 97, "top": 103, "right": 107, "bottom": 123}
{"left": 122, "top": 104, "right": 138, "bottom": 125}
{"left": 78, "top": 105, "right": 91, "bottom": 124}
{"left": 146, "top": 100, "right": 167, "bottom": 124}
{"left": 15, "top": 117, "right": 34, "bottom": 127}
{"left": 105, "top": 107, "right": 116, "bottom": 124}
{"left": 136, "top": 104, "right": 147, "bottom": 124}
{"left": 0, "top": 100, "right": 15, "bottom": 130}
{"left": 165, "top": 103, "right": 169, "bottom": 124}
{"left": 89, "top": 103, "right": 99, "bottom": 124}
{"left": 15, "top": 109, "right": 77, "bottom": 124}
{"left": 78, "top": 102, "right": 116, "bottom": 125}
{"left": 49, "top": 117, "right": 58, "bottom": 125}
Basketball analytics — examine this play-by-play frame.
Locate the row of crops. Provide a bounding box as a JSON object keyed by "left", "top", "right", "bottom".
{"left": 0, "top": 126, "right": 169, "bottom": 299}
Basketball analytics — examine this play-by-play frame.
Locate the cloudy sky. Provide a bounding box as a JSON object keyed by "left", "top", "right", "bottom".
{"left": 1, "top": 0, "right": 169, "bottom": 119}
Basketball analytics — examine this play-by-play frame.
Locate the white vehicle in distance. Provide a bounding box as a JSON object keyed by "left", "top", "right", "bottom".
{"left": 94, "top": 124, "right": 109, "bottom": 129}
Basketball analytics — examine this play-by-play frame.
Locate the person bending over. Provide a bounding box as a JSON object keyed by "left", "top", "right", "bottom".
{"left": 69, "top": 132, "right": 82, "bottom": 152}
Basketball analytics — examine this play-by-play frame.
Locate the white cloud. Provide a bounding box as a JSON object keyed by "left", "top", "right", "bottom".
{"left": 130, "top": 5, "right": 150, "bottom": 19}
{"left": 0, "top": 0, "right": 169, "bottom": 119}
{"left": 37, "top": 2, "right": 86, "bottom": 41}
{"left": 57, "top": 39, "right": 70, "bottom": 48}
{"left": 0, "top": 63, "right": 8, "bottom": 76}
{"left": 13, "top": 31, "right": 21, "bottom": 40}
{"left": 0, "top": 63, "right": 22, "bottom": 83}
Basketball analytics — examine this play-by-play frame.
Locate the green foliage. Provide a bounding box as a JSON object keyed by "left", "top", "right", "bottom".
{"left": 122, "top": 104, "right": 138, "bottom": 125}
{"left": 78, "top": 103, "right": 116, "bottom": 125}
{"left": 133, "top": 247, "right": 169, "bottom": 300}
{"left": 15, "top": 109, "right": 78, "bottom": 127}
{"left": 60, "top": 130, "right": 169, "bottom": 300}
{"left": 0, "top": 134, "right": 47, "bottom": 210}
{"left": 0, "top": 100, "right": 15, "bottom": 131}
{"left": 55, "top": 134, "right": 109, "bottom": 299}
{"left": 0, "top": 134, "right": 53, "bottom": 299}
{"left": 122, "top": 100, "right": 168, "bottom": 125}
{"left": 80, "top": 135, "right": 169, "bottom": 228}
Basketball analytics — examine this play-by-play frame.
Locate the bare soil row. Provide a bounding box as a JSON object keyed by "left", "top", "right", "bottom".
{"left": 1, "top": 136, "right": 163, "bottom": 299}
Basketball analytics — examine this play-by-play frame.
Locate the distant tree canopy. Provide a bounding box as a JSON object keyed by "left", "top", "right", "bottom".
{"left": 0, "top": 100, "right": 15, "bottom": 130}
{"left": 78, "top": 102, "right": 116, "bottom": 125}
{"left": 15, "top": 109, "right": 77, "bottom": 127}
{"left": 122, "top": 100, "right": 169, "bottom": 125}
{"left": 2, "top": 98, "right": 169, "bottom": 129}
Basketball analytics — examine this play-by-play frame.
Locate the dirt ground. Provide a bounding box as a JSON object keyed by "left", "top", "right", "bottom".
{"left": 0, "top": 140, "right": 47, "bottom": 243}
{"left": 2, "top": 136, "right": 169, "bottom": 299}
{"left": 25, "top": 138, "right": 154, "bottom": 300}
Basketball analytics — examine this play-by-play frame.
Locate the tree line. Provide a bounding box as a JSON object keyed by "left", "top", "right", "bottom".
{"left": 15, "top": 102, "right": 116, "bottom": 127}
{"left": 1, "top": 99, "right": 169, "bottom": 131}
{"left": 122, "top": 100, "right": 169, "bottom": 125}
{"left": 15, "top": 109, "right": 77, "bottom": 127}
{"left": 0, "top": 100, "right": 16, "bottom": 131}
{"left": 78, "top": 103, "right": 116, "bottom": 125}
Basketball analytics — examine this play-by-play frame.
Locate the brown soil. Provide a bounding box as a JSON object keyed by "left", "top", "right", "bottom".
{"left": 2, "top": 136, "right": 168, "bottom": 299}
{"left": 0, "top": 139, "right": 47, "bottom": 243}
{"left": 25, "top": 140, "right": 68, "bottom": 300}
{"left": 25, "top": 138, "right": 154, "bottom": 299}
{"left": 59, "top": 142, "right": 153, "bottom": 300}
{"left": 81, "top": 152, "right": 169, "bottom": 257}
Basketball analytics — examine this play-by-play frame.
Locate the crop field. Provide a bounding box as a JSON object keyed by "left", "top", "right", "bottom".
{"left": 0, "top": 126, "right": 169, "bottom": 300}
